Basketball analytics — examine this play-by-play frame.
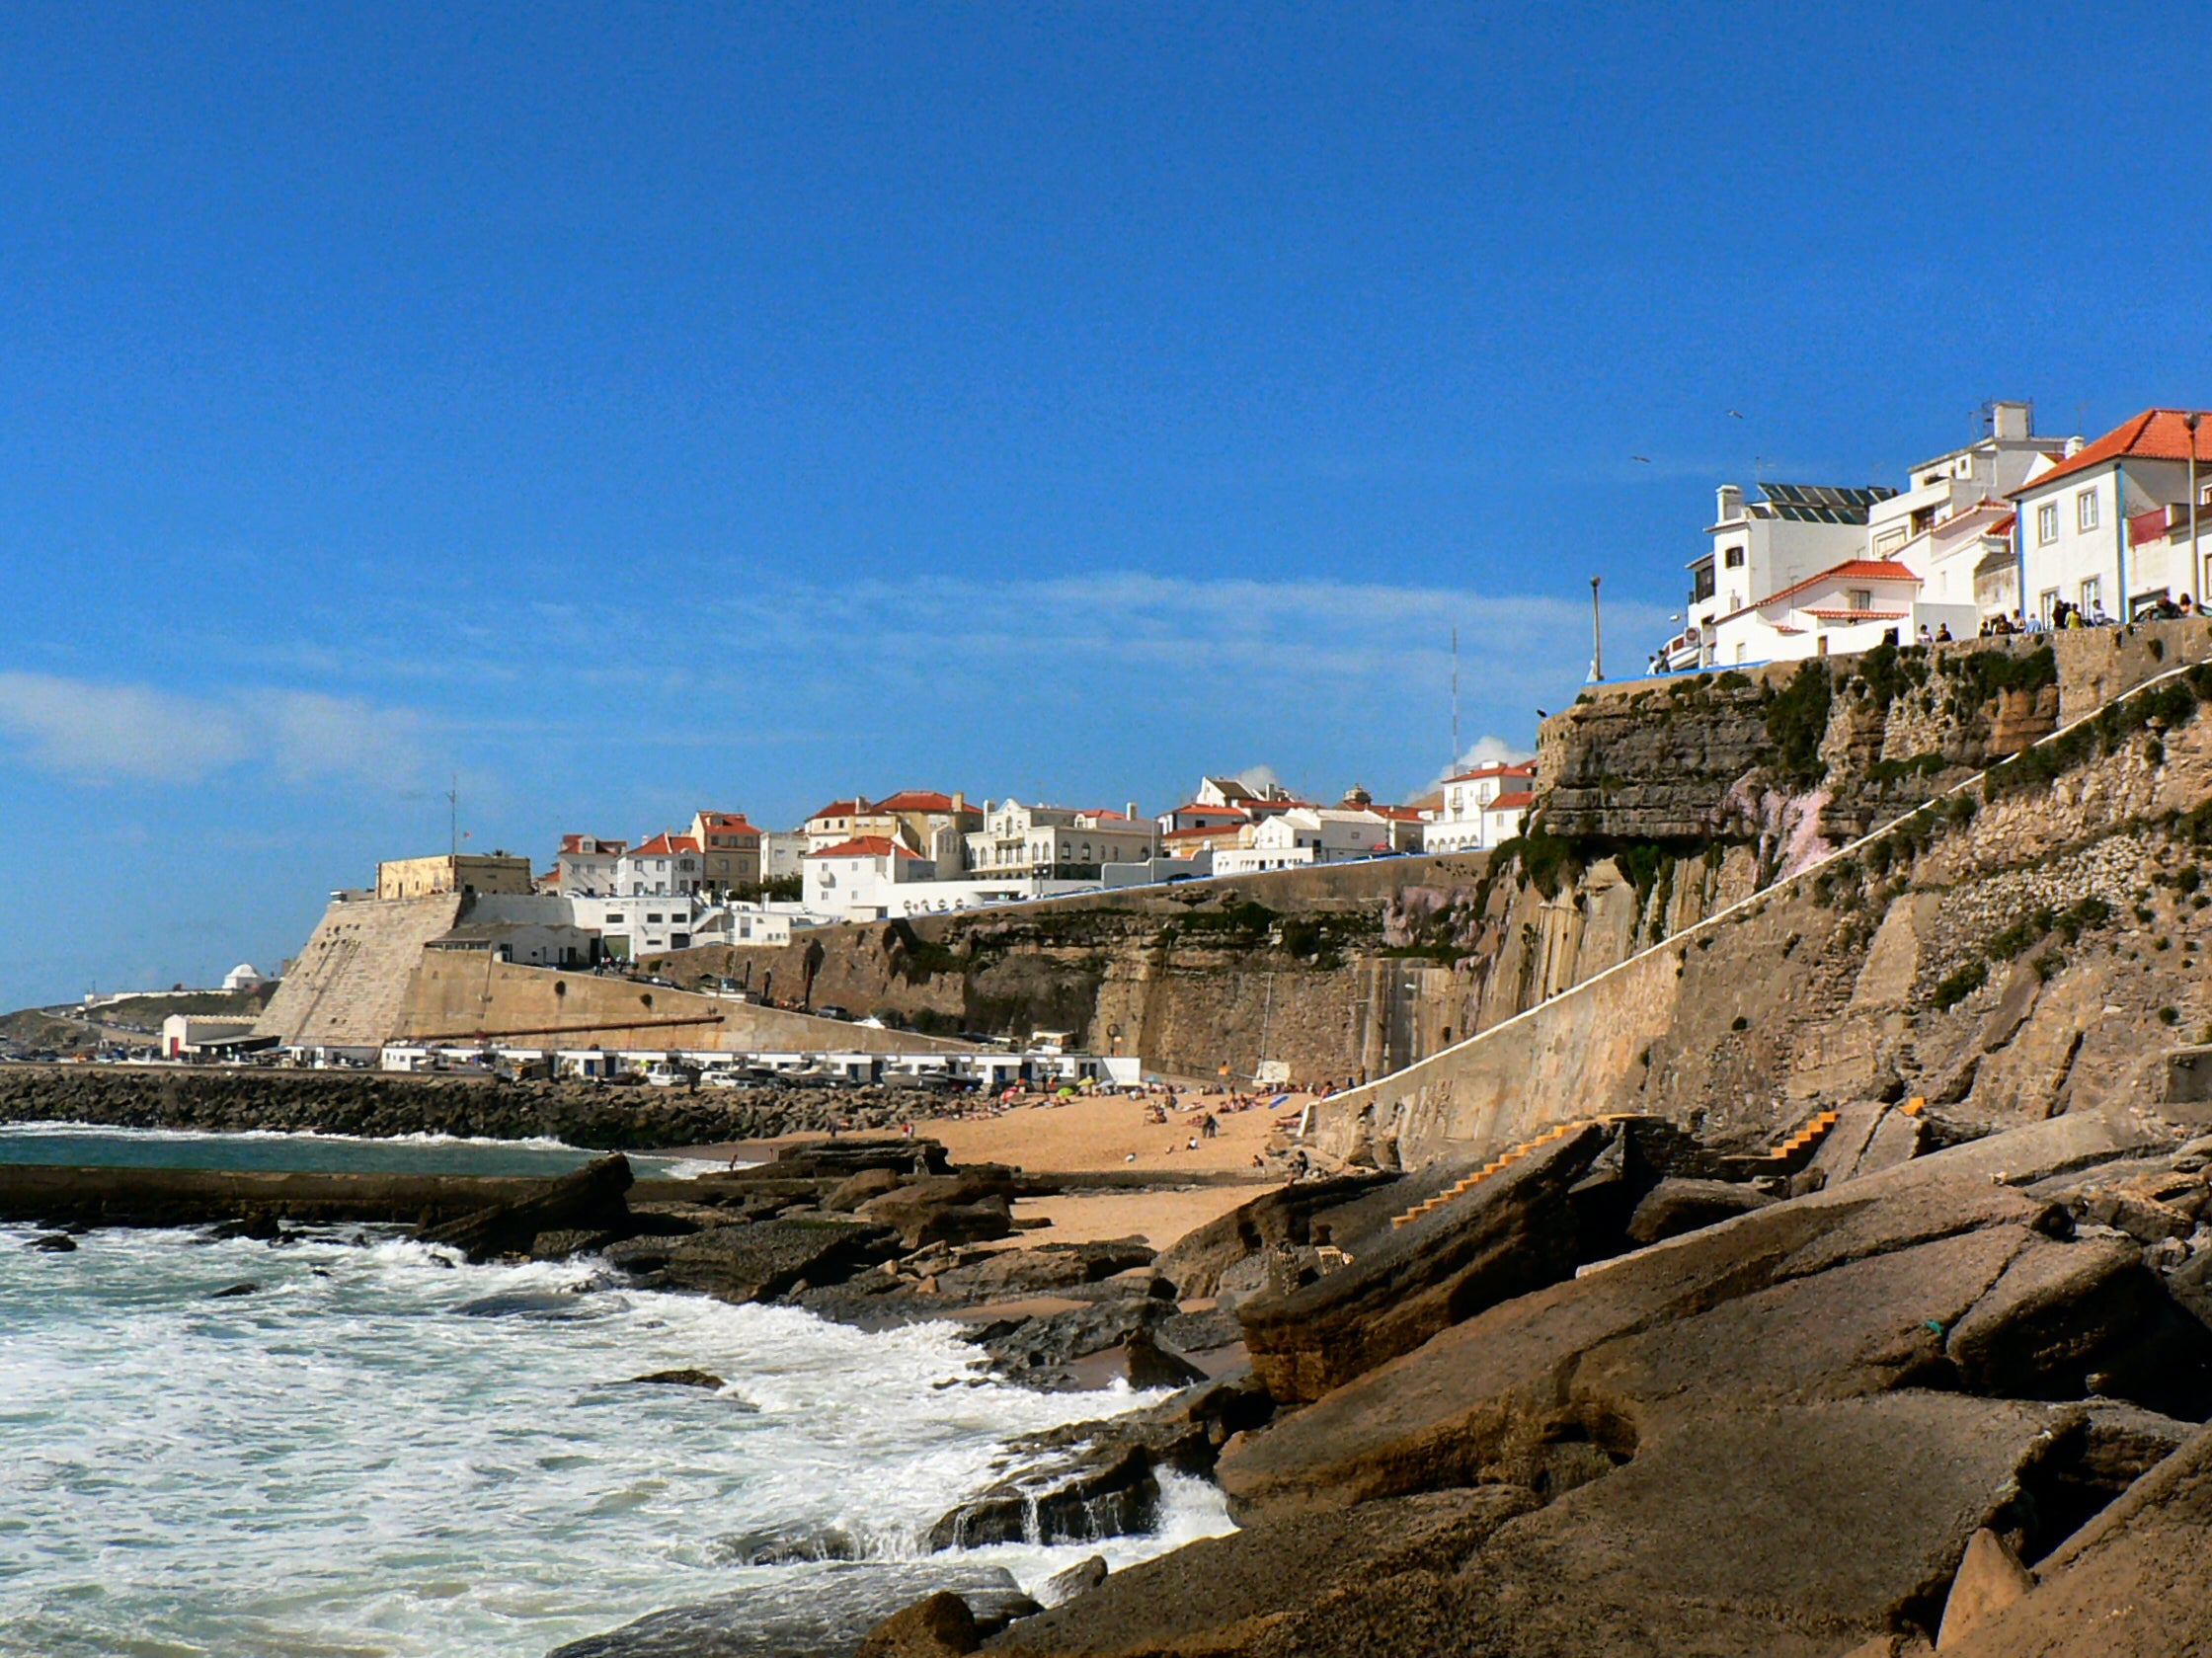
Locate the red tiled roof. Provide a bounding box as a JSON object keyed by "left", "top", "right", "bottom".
{"left": 1371, "top": 805, "right": 1430, "bottom": 821}
{"left": 872, "top": 790, "right": 964, "bottom": 814}
{"left": 806, "top": 835, "right": 924, "bottom": 861}
{"left": 1802, "top": 608, "right": 1911, "bottom": 621}
{"left": 1767, "top": 559, "right": 1923, "bottom": 605}
{"left": 1487, "top": 791, "right": 1536, "bottom": 811}
{"left": 2010, "top": 409, "right": 2212, "bottom": 496}
{"left": 806, "top": 798, "right": 868, "bottom": 822}
{"left": 630, "top": 832, "right": 701, "bottom": 857}
{"left": 694, "top": 812, "right": 757, "bottom": 830}
{"left": 559, "top": 834, "right": 626, "bottom": 855}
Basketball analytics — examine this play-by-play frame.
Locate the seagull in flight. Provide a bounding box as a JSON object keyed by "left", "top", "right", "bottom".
{"left": 1726, "top": 409, "right": 1745, "bottom": 419}
{"left": 1629, "top": 454, "right": 1651, "bottom": 463}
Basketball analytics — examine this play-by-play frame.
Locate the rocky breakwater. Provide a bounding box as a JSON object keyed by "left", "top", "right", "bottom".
{"left": 0, "top": 1065, "right": 969, "bottom": 1147}
{"left": 640, "top": 1103, "right": 2212, "bottom": 1658}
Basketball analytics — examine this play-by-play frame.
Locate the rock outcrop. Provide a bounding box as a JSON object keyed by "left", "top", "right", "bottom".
{"left": 1235, "top": 1122, "right": 1617, "bottom": 1402}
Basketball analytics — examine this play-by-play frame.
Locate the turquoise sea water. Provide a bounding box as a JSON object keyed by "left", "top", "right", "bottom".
{"left": 0, "top": 1137, "right": 1231, "bottom": 1657}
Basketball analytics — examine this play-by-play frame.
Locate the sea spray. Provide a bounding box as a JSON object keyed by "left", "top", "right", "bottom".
{"left": 0, "top": 1222, "right": 1231, "bottom": 1658}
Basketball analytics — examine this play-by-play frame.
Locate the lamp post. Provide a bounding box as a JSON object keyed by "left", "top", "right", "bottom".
{"left": 2188, "top": 413, "right": 2201, "bottom": 603}
{"left": 1589, "top": 576, "right": 1604, "bottom": 681}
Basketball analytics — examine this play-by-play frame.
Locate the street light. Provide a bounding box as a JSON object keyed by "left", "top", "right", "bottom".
{"left": 1589, "top": 576, "right": 1604, "bottom": 681}
{"left": 2188, "top": 413, "right": 2202, "bottom": 603}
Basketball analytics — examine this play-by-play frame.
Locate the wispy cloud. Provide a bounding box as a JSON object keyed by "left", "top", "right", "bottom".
{"left": 0, "top": 672, "right": 431, "bottom": 790}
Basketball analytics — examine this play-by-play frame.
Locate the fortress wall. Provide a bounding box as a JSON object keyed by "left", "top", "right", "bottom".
{"left": 394, "top": 954, "right": 970, "bottom": 1054}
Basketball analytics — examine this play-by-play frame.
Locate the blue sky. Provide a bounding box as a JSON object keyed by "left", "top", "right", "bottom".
{"left": 3, "top": 2, "right": 2211, "bottom": 1007}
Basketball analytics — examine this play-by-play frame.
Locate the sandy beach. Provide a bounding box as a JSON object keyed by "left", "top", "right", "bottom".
{"left": 690, "top": 1089, "right": 1311, "bottom": 1250}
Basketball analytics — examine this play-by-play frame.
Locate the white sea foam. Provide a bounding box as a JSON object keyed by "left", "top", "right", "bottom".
{"left": 0, "top": 1224, "right": 1230, "bottom": 1657}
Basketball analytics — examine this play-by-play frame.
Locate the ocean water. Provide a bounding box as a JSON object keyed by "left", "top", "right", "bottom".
{"left": 0, "top": 1225, "right": 1230, "bottom": 1658}
{"left": 0, "top": 1123, "right": 726, "bottom": 1180}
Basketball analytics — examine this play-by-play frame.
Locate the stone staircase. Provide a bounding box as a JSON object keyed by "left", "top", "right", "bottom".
{"left": 1388, "top": 1118, "right": 1615, "bottom": 1230}
{"left": 1387, "top": 1103, "right": 1866, "bottom": 1232}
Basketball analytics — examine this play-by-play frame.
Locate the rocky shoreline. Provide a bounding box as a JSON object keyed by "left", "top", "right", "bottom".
{"left": 0, "top": 1065, "right": 965, "bottom": 1147}
{"left": 22, "top": 1070, "right": 2212, "bottom": 1654}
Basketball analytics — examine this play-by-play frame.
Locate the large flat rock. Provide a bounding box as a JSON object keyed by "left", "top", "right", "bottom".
{"left": 1235, "top": 1122, "right": 1614, "bottom": 1403}
{"left": 1218, "top": 1165, "right": 2162, "bottom": 1523}
{"left": 999, "top": 1396, "right": 2073, "bottom": 1658}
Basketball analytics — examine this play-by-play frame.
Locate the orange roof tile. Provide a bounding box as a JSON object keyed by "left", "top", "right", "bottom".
{"left": 1487, "top": 791, "right": 1536, "bottom": 811}
{"left": 2011, "top": 409, "right": 2212, "bottom": 496}
{"left": 806, "top": 835, "right": 924, "bottom": 860}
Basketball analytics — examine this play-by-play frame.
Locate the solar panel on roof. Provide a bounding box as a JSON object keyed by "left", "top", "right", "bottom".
{"left": 1756, "top": 482, "right": 1897, "bottom": 524}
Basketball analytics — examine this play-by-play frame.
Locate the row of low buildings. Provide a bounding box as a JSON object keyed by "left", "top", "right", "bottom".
{"left": 1657, "top": 402, "right": 2212, "bottom": 671}
{"left": 364, "top": 765, "right": 1543, "bottom": 959}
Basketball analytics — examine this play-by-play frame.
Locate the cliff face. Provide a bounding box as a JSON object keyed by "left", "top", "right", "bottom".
{"left": 1315, "top": 648, "right": 2212, "bottom": 1169}
{"left": 649, "top": 858, "right": 1495, "bottom": 1084}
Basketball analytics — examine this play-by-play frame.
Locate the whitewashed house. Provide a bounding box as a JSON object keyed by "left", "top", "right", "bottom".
{"left": 1663, "top": 483, "right": 1896, "bottom": 671}
{"left": 615, "top": 832, "right": 703, "bottom": 898}
{"left": 802, "top": 836, "right": 937, "bottom": 921}
{"left": 567, "top": 894, "right": 699, "bottom": 959}
{"left": 1214, "top": 808, "right": 1393, "bottom": 876}
{"left": 1707, "top": 558, "right": 1976, "bottom": 667}
{"left": 554, "top": 834, "right": 628, "bottom": 897}
{"left": 2012, "top": 409, "right": 2212, "bottom": 624}
{"left": 1423, "top": 762, "right": 1537, "bottom": 854}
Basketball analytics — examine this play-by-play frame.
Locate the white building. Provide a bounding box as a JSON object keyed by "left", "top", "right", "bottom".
{"left": 1864, "top": 402, "right": 2055, "bottom": 562}
{"left": 1481, "top": 788, "right": 1535, "bottom": 846}
{"left": 1706, "top": 558, "right": 1978, "bottom": 667}
{"left": 221, "top": 962, "right": 267, "bottom": 992}
{"left": 2013, "top": 408, "right": 2212, "bottom": 624}
{"left": 1664, "top": 483, "right": 1896, "bottom": 670}
{"left": 554, "top": 834, "right": 628, "bottom": 898}
{"left": 1423, "top": 762, "right": 1538, "bottom": 853}
{"left": 690, "top": 904, "right": 802, "bottom": 947}
{"left": 567, "top": 893, "right": 701, "bottom": 959}
{"left": 1213, "top": 808, "right": 1393, "bottom": 876}
{"left": 615, "top": 831, "right": 704, "bottom": 898}
{"left": 802, "top": 835, "right": 937, "bottom": 921}
{"left": 163, "top": 1015, "right": 261, "bottom": 1058}
{"left": 964, "top": 801, "right": 1158, "bottom": 879}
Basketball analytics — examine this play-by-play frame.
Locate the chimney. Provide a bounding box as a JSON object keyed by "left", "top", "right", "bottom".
{"left": 952, "top": 791, "right": 966, "bottom": 813}
{"left": 1716, "top": 484, "right": 1744, "bottom": 522}
{"left": 2064, "top": 435, "right": 2085, "bottom": 457}
{"left": 1125, "top": 801, "right": 1138, "bottom": 821}
{"left": 1990, "top": 400, "right": 2031, "bottom": 441}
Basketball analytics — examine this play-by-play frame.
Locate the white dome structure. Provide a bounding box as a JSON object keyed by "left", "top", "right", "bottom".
{"left": 222, "top": 963, "right": 267, "bottom": 991}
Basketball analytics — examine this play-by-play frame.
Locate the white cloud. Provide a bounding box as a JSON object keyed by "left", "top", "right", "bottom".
{"left": 0, "top": 672, "right": 251, "bottom": 783}
{"left": 0, "top": 672, "right": 430, "bottom": 791}
{"left": 1432, "top": 734, "right": 1535, "bottom": 787}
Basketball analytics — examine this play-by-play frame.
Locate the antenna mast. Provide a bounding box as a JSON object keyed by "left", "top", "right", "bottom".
{"left": 446, "top": 774, "right": 458, "bottom": 858}
{"left": 1451, "top": 626, "right": 1461, "bottom": 771}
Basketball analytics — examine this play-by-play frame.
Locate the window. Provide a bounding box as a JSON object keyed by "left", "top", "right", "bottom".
{"left": 1847, "top": 589, "right": 1872, "bottom": 611}
{"left": 2080, "top": 577, "right": 2102, "bottom": 615}
{"left": 2037, "top": 503, "right": 2059, "bottom": 544}
{"left": 1723, "top": 547, "right": 1745, "bottom": 569}
{"left": 2077, "top": 490, "right": 2098, "bottom": 532}
{"left": 1873, "top": 527, "right": 1907, "bottom": 557}
{"left": 646, "top": 912, "right": 664, "bottom": 923}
